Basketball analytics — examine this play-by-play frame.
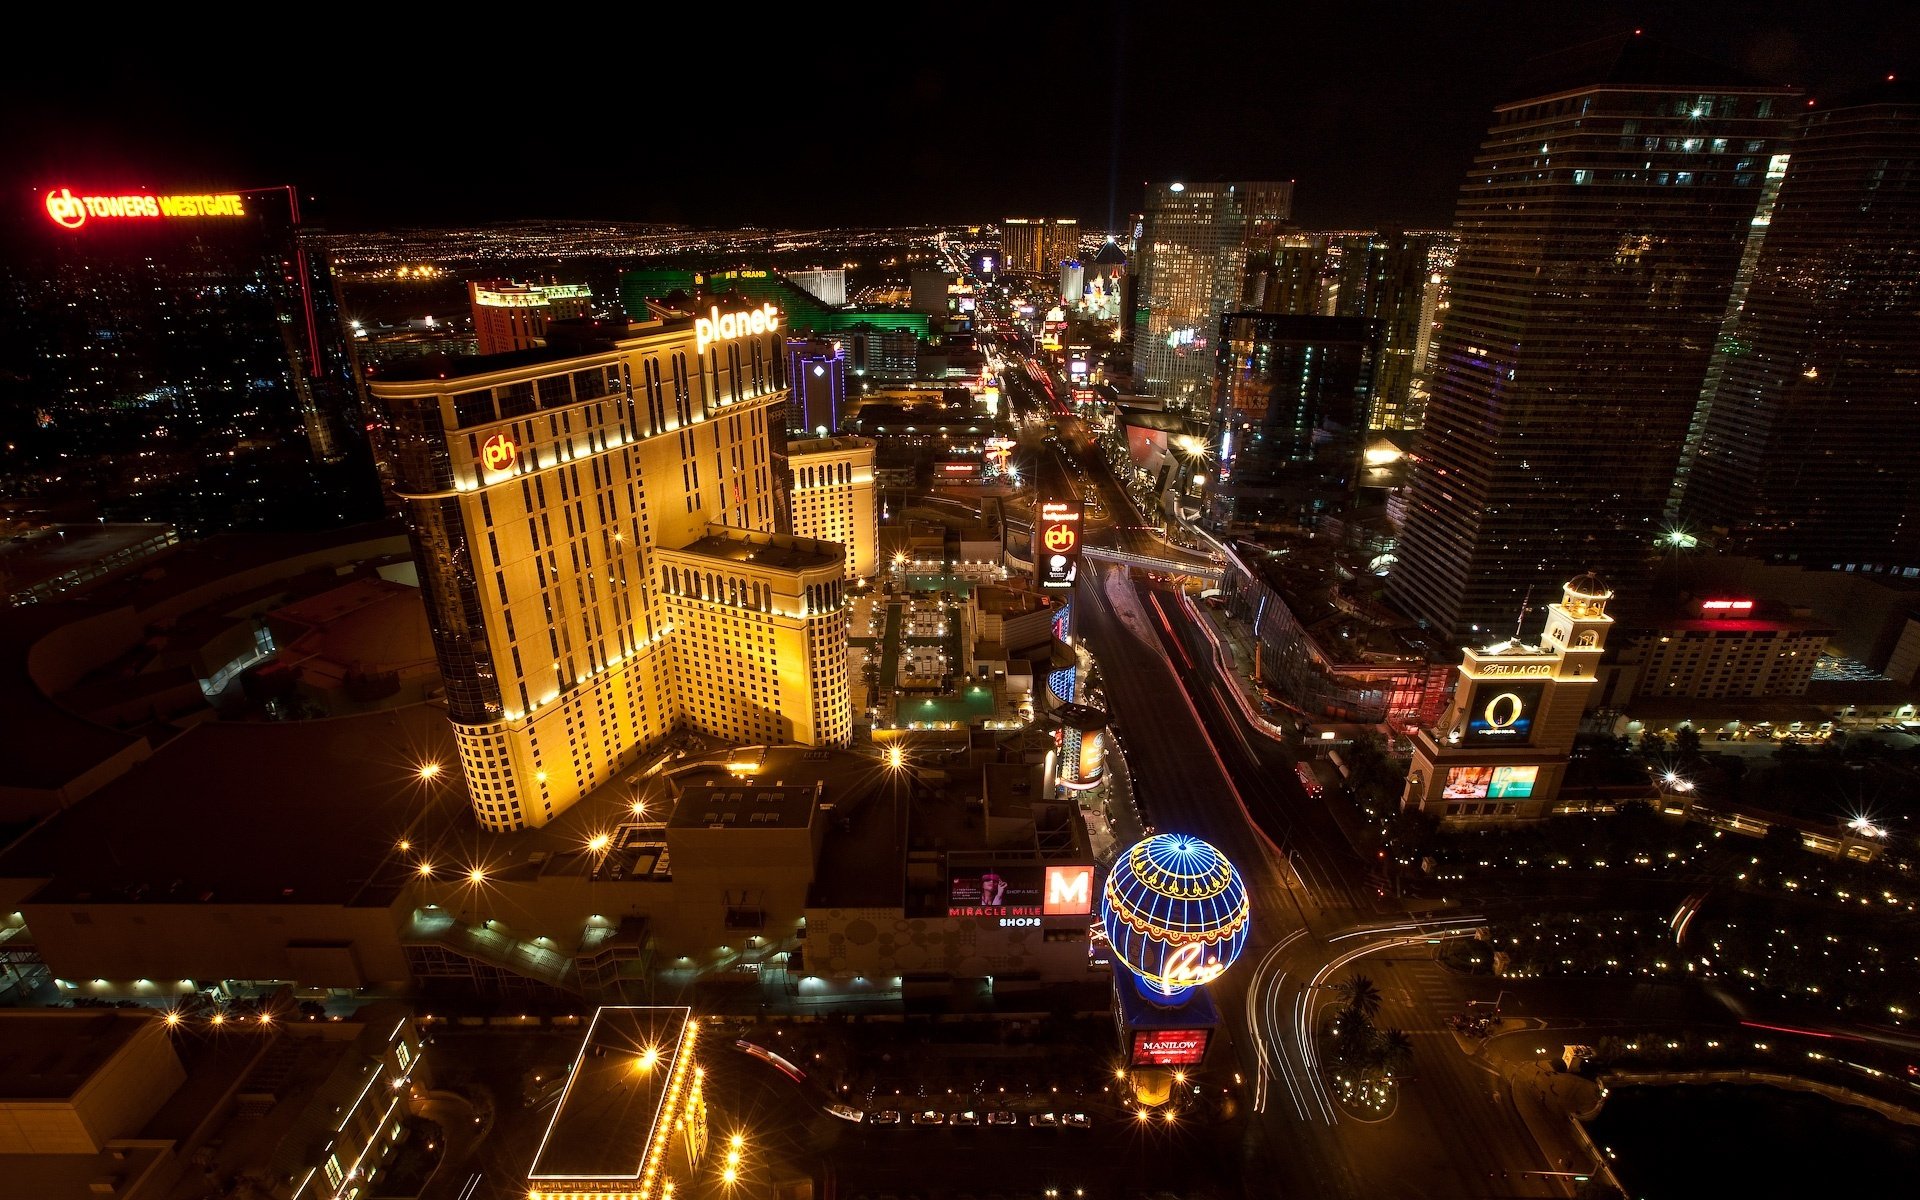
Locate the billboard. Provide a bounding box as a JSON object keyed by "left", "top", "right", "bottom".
{"left": 1130, "top": 1028, "right": 1211, "bottom": 1068}
{"left": 948, "top": 864, "right": 1042, "bottom": 920}
{"left": 1463, "top": 681, "right": 1545, "bottom": 745}
{"left": 1037, "top": 499, "right": 1081, "bottom": 589}
{"left": 1444, "top": 764, "right": 1539, "bottom": 800}
{"left": 1043, "top": 864, "right": 1095, "bottom": 915}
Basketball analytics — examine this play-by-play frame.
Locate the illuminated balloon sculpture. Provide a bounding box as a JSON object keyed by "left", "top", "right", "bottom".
{"left": 1101, "top": 833, "right": 1251, "bottom": 999}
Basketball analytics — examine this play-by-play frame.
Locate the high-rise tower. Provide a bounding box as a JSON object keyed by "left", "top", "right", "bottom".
{"left": 1387, "top": 36, "right": 1796, "bottom": 640}
{"left": 1131, "top": 181, "right": 1293, "bottom": 413}
{"left": 370, "top": 306, "right": 852, "bottom": 831}
{"left": 1672, "top": 82, "right": 1920, "bottom": 572}
{"left": 468, "top": 280, "right": 594, "bottom": 355}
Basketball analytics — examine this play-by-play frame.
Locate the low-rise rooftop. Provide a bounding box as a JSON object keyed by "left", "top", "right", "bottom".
{"left": 529, "top": 1006, "right": 693, "bottom": 1182}
{"left": 668, "top": 527, "right": 845, "bottom": 573}
{"left": 0, "top": 1010, "right": 148, "bottom": 1100}
{"left": 0, "top": 703, "right": 464, "bottom": 907}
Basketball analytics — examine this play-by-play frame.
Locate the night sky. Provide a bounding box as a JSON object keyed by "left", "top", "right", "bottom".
{"left": 2, "top": 2, "right": 1909, "bottom": 233}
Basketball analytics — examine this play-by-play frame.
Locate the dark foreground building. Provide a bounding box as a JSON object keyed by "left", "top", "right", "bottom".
{"left": 1209, "top": 312, "right": 1378, "bottom": 529}
{"left": 1388, "top": 35, "right": 1797, "bottom": 640}
{"left": 1672, "top": 80, "right": 1920, "bottom": 573}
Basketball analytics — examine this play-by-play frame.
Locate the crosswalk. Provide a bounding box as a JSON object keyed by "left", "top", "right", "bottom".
{"left": 1370, "top": 956, "right": 1462, "bottom": 1033}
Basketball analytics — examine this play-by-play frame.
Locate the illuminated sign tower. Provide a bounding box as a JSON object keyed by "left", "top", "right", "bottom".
{"left": 1101, "top": 833, "right": 1250, "bottom": 1100}
{"left": 1401, "top": 574, "right": 1613, "bottom": 823}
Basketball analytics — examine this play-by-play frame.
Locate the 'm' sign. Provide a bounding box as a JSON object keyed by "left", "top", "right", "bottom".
{"left": 44, "top": 187, "right": 246, "bottom": 230}
{"left": 1043, "top": 864, "right": 1094, "bottom": 915}
{"left": 694, "top": 303, "right": 780, "bottom": 355}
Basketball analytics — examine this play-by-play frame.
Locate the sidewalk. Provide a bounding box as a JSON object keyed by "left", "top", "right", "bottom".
{"left": 1481, "top": 1033, "right": 1619, "bottom": 1193}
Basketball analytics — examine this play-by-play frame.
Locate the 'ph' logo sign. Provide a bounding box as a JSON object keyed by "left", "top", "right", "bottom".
{"left": 45, "top": 189, "right": 87, "bottom": 230}
{"left": 481, "top": 432, "right": 517, "bottom": 473}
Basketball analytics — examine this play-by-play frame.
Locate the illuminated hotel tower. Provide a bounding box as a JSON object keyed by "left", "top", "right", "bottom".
{"left": 370, "top": 307, "right": 852, "bottom": 831}
{"left": 469, "top": 280, "right": 595, "bottom": 355}
{"left": 787, "top": 437, "right": 877, "bottom": 580}
{"left": 1131, "top": 181, "right": 1293, "bottom": 413}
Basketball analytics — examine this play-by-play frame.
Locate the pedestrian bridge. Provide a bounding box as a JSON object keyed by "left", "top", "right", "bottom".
{"left": 1082, "top": 546, "right": 1224, "bottom": 581}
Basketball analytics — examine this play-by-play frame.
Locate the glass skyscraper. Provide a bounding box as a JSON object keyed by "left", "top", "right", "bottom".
{"left": 1387, "top": 35, "right": 1796, "bottom": 641}
{"left": 1131, "top": 181, "right": 1293, "bottom": 413}
{"left": 1672, "top": 82, "right": 1920, "bottom": 573}
{"left": 1209, "top": 312, "right": 1378, "bottom": 529}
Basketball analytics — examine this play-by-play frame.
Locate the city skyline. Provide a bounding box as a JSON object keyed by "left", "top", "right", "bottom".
{"left": 3, "top": 13, "right": 1920, "bottom": 1200}
{"left": 0, "top": 6, "right": 1909, "bottom": 232}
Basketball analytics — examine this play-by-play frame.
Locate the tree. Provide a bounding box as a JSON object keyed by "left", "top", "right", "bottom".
{"left": 1674, "top": 724, "right": 1703, "bottom": 765}
{"left": 1379, "top": 1028, "right": 1415, "bottom": 1077}
{"left": 1334, "top": 973, "right": 1383, "bottom": 1024}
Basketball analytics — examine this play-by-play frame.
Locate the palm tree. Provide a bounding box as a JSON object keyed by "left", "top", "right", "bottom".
{"left": 1379, "top": 1028, "right": 1415, "bottom": 1078}
{"left": 1334, "top": 973, "right": 1383, "bottom": 1024}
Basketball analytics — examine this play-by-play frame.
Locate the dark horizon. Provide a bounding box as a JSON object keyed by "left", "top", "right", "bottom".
{"left": 0, "top": 3, "right": 1910, "bottom": 234}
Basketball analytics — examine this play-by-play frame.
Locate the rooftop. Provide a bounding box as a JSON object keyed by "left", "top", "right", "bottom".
{"left": 668, "top": 527, "right": 845, "bottom": 573}
{"left": 0, "top": 1010, "right": 150, "bottom": 1100}
{"left": 0, "top": 523, "right": 405, "bottom": 793}
{"left": 668, "top": 781, "right": 818, "bottom": 831}
{"left": 0, "top": 523, "right": 175, "bottom": 598}
{"left": 529, "top": 1006, "right": 693, "bottom": 1182}
{"left": 787, "top": 436, "right": 875, "bottom": 456}
{"left": 0, "top": 703, "right": 464, "bottom": 907}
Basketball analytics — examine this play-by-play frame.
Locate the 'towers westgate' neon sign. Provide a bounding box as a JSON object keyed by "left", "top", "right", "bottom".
{"left": 694, "top": 303, "right": 780, "bottom": 354}
{"left": 43, "top": 187, "right": 247, "bottom": 230}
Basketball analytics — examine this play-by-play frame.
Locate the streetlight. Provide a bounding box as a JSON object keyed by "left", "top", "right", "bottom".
{"left": 417, "top": 761, "right": 442, "bottom": 782}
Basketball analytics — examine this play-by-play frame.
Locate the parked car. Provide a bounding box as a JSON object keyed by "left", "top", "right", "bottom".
{"left": 986, "top": 1111, "right": 1018, "bottom": 1127}
{"left": 911, "top": 1111, "right": 946, "bottom": 1126}
{"left": 1027, "top": 1112, "right": 1059, "bottom": 1128}
{"left": 1063, "top": 1112, "right": 1091, "bottom": 1129}
{"left": 871, "top": 1110, "right": 902, "bottom": 1126}
{"left": 951, "top": 1110, "right": 980, "bottom": 1127}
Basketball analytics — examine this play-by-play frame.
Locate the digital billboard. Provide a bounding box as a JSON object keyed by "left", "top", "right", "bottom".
{"left": 1130, "top": 1028, "right": 1211, "bottom": 1068}
{"left": 1037, "top": 500, "right": 1081, "bottom": 589}
{"left": 1444, "top": 764, "right": 1539, "bottom": 800}
{"left": 1489, "top": 765, "right": 1537, "bottom": 798}
{"left": 1043, "top": 864, "right": 1095, "bottom": 916}
{"left": 948, "top": 864, "right": 1043, "bottom": 919}
{"left": 1463, "top": 681, "right": 1545, "bottom": 745}
{"left": 1443, "top": 766, "right": 1492, "bottom": 799}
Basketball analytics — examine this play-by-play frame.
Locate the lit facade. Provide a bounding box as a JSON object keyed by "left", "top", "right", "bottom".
{"left": 1615, "top": 602, "right": 1830, "bottom": 700}
{"left": 1672, "top": 86, "right": 1920, "bottom": 572}
{"left": 1131, "top": 181, "right": 1293, "bottom": 412}
{"left": 1388, "top": 39, "right": 1797, "bottom": 639}
{"left": 998, "top": 218, "right": 1078, "bottom": 276}
{"left": 1328, "top": 231, "right": 1451, "bottom": 431}
{"left": 468, "top": 280, "right": 594, "bottom": 355}
{"left": 787, "top": 436, "right": 877, "bottom": 580}
{"left": 784, "top": 337, "right": 846, "bottom": 434}
{"left": 657, "top": 528, "right": 852, "bottom": 748}
{"left": 1403, "top": 576, "right": 1614, "bottom": 823}
{"left": 371, "top": 312, "right": 850, "bottom": 831}
{"left": 1209, "top": 312, "right": 1378, "bottom": 529}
